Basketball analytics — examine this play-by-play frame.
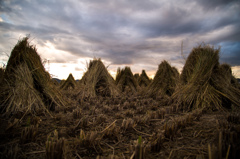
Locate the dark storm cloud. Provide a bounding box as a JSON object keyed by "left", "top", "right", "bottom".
{"left": 135, "top": 1, "right": 240, "bottom": 38}
{"left": 0, "top": 21, "right": 69, "bottom": 36}
{"left": 220, "top": 42, "right": 240, "bottom": 66}
{"left": 207, "top": 25, "right": 240, "bottom": 45}
{"left": 196, "top": 0, "right": 238, "bottom": 10}
{"left": 0, "top": 0, "right": 240, "bottom": 75}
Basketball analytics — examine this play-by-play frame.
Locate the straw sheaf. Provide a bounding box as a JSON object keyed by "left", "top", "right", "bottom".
{"left": 0, "top": 68, "right": 4, "bottom": 84}
{"left": 52, "top": 78, "right": 60, "bottom": 86}
{"left": 138, "top": 70, "right": 151, "bottom": 87}
{"left": 60, "top": 73, "right": 76, "bottom": 90}
{"left": 172, "top": 44, "right": 240, "bottom": 111}
{"left": 146, "top": 60, "right": 179, "bottom": 98}
{"left": 134, "top": 73, "right": 140, "bottom": 81}
{"left": 80, "top": 58, "right": 120, "bottom": 97}
{"left": 116, "top": 67, "right": 138, "bottom": 93}
{"left": 1, "top": 63, "right": 46, "bottom": 115}
{"left": 219, "top": 64, "right": 240, "bottom": 90}
{"left": 0, "top": 37, "right": 66, "bottom": 117}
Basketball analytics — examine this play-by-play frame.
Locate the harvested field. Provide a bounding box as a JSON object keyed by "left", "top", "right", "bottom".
{"left": 0, "top": 39, "right": 240, "bottom": 159}
{"left": 0, "top": 97, "right": 239, "bottom": 159}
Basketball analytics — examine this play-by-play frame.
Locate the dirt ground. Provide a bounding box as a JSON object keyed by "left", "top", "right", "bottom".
{"left": 0, "top": 95, "right": 239, "bottom": 159}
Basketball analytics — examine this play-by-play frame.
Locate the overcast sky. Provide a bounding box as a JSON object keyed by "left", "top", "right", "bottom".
{"left": 0, "top": 0, "right": 240, "bottom": 79}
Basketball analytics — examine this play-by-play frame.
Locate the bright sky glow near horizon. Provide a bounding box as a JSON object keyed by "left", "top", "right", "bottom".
{"left": 0, "top": 0, "right": 240, "bottom": 79}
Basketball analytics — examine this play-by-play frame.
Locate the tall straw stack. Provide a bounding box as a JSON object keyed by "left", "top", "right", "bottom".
{"left": 172, "top": 44, "right": 240, "bottom": 111}
{"left": 219, "top": 64, "right": 240, "bottom": 90}
{"left": 138, "top": 70, "right": 151, "bottom": 87}
{"left": 60, "top": 73, "right": 76, "bottom": 90}
{"left": 146, "top": 60, "right": 179, "bottom": 99}
{"left": 116, "top": 67, "right": 138, "bottom": 93}
{"left": 134, "top": 73, "right": 140, "bottom": 81}
{"left": 0, "top": 37, "right": 66, "bottom": 117}
{"left": 0, "top": 68, "right": 4, "bottom": 84}
{"left": 80, "top": 58, "right": 120, "bottom": 97}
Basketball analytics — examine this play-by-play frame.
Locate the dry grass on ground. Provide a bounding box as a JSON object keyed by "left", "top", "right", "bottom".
{"left": 0, "top": 96, "right": 239, "bottom": 159}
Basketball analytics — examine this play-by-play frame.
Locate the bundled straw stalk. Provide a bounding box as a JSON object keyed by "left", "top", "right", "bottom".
{"left": 80, "top": 58, "right": 120, "bottom": 97}
{"left": 172, "top": 44, "right": 240, "bottom": 111}
{"left": 0, "top": 67, "right": 4, "bottom": 84}
{"left": 134, "top": 73, "right": 140, "bottom": 81}
{"left": 0, "top": 37, "right": 66, "bottom": 117}
{"left": 219, "top": 63, "right": 240, "bottom": 90}
{"left": 138, "top": 70, "right": 151, "bottom": 87}
{"left": 60, "top": 73, "right": 76, "bottom": 90}
{"left": 146, "top": 60, "right": 179, "bottom": 98}
{"left": 52, "top": 78, "right": 60, "bottom": 86}
{"left": 116, "top": 67, "right": 138, "bottom": 93}
{"left": 2, "top": 63, "right": 45, "bottom": 115}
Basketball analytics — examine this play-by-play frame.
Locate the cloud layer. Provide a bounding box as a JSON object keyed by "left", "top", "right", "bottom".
{"left": 0, "top": 0, "right": 240, "bottom": 78}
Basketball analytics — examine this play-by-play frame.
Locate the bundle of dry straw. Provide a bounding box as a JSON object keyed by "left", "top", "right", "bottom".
{"left": 0, "top": 68, "right": 4, "bottom": 84}
{"left": 219, "top": 64, "right": 240, "bottom": 90}
{"left": 80, "top": 58, "right": 120, "bottom": 97}
{"left": 138, "top": 70, "right": 151, "bottom": 87}
{"left": 172, "top": 44, "right": 240, "bottom": 111}
{"left": 116, "top": 67, "right": 138, "bottom": 93}
{"left": 60, "top": 73, "right": 76, "bottom": 90}
{"left": 52, "top": 78, "right": 60, "bottom": 86}
{"left": 0, "top": 37, "right": 66, "bottom": 117}
{"left": 146, "top": 60, "right": 179, "bottom": 99}
{"left": 134, "top": 73, "right": 140, "bottom": 81}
